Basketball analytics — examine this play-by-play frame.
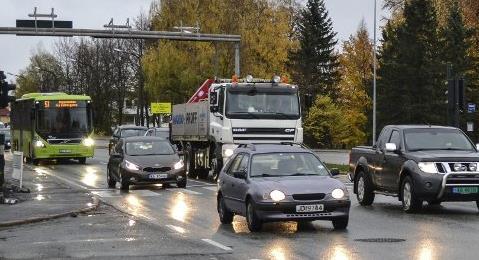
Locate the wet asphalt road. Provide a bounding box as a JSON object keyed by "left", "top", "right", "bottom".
{"left": 2, "top": 148, "right": 479, "bottom": 259}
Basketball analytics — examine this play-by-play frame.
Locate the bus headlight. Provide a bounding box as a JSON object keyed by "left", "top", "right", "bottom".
{"left": 35, "top": 140, "right": 45, "bottom": 148}
{"left": 83, "top": 138, "right": 95, "bottom": 147}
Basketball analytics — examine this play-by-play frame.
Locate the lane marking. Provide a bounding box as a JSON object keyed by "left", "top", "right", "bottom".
{"left": 33, "top": 237, "right": 142, "bottom": 244}
{"left": 201, "top": 239, "right": 232, "bottom": 251}
{"left": 202, "top": 186, "right": 218, "bottom": 192}
{"left": 166, "top": 224, "right": 187, "bottom": 234}
{"left": 92, "top": 190, "right": 161, "bottom": 198}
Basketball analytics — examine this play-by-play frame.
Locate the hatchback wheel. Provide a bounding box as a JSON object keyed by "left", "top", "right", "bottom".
{"left": 246, "top": 200, "right": 262, "bottom": 232}
{"left": 356, "top": 171, "right": 375, "bottom": 206}
{"left": 177, "top": 177, "right": 187, "bottom": 188}
{"left": 332, "top": 216, "right": 349, "bottom": 230}
{"left": 120, "top": 173, "right": 129, "bottom": 191}
{"left": 217, "top": 195, "right": 233, "bottom": 224}
{"left": 401, "top": 176, "right": 422, "bottom": 213}
{"left": 107, "top": 167, "right": 116, "bottom": 188}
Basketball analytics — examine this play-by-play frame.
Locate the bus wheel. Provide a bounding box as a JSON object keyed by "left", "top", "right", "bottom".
{"left": 78, "top": 157, "right": 86, "bottom": 164}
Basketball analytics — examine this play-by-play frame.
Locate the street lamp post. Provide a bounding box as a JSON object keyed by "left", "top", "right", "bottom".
{"left": 372, "top": 0, "right": 378, "bottom": 146}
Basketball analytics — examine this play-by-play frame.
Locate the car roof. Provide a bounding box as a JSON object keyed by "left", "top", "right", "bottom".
{"left": 235, "top": 144, "right": 312, "bottom": 154}
{"left": 123, "top": 136, "right": 169, "bottom": 142}
{"left": 117, "top": 125, "right": 148, "bottom": 130}
{"left": 150, "top": 127, "right": 169, "bottom": 131}
{"left": 387, "top": 125, "right": 458, "bottom": 130}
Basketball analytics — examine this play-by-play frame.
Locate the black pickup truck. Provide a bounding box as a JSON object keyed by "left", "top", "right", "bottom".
{"left": 349, "top": 125, "right": 479, "bottom": 213}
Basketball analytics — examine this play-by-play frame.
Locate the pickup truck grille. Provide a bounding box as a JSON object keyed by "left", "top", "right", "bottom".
{"left": 445, "top": 175, "right": 479, "bottom": 185}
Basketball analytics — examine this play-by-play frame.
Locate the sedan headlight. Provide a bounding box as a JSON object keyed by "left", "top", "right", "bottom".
{"left": 174, "top": 160, "right": 184, "bottom": 170}
{"left": 331, "top": 188, "right": 345, "bottom": 199}
{"left": 418, "top": 162, "right": 438, "bottom": 174}
{"left": 125, "top": 160, "right": 140, "bottom": 171}
{"left": 83, "top": 138, "right": 95, "bottom": 147}
{"left": 35, "top": 140, "right": 45, "bottom": 148}
{"left": 270, "top": 190, "right": 286, "bottom": 202}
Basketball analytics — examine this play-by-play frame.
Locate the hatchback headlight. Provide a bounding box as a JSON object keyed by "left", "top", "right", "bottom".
{"left": 174, "top": 160, "right": 184, "bottom": 170}
{"left": 125, "top": 160, "right": 140, "bottom": 171}
{"left": 83, "top": 138, "right": 95, "bottom": 147}
{"left": 418, "top": 162, "right": 438, "bottom": 174}
{"left": 270, "top": 190, "right": 286, "bottom": 202}
{"left": 331, "top": 188, "right": 345, "bottom": 199}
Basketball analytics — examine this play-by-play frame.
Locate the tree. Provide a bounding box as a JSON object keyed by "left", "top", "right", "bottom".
{"left": 377, "top": 0, "right": 444, "bottom": 129}
{"left": 304, "top": 95, "right": 348, "bottom": 148}
{"left": 337, "top": 21, "right": 374, "bottom": 146}
{"left": 289, "top": 0, "right": 340, "bottom": 101}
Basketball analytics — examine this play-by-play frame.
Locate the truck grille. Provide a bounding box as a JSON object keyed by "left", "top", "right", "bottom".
{"left": 292, "top": 193, "right": 325, "bottom": 201}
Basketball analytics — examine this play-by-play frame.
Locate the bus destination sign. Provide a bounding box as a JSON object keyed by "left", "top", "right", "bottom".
{"left": 42, "top": 100, "right": 87, "bottom": 108}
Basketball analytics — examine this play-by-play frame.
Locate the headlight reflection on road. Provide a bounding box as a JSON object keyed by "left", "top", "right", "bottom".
{"left": 170, "top": 193, "right": 190, "bottom": 223}
{"left": 125, "top": 195, "right": 142, "bottom": 215}
{"left": 416, "top": 239, "right": 436, "bottom": 260}
{"left": 81, "top": 167, "right": 98, "bottom": 187}
{"left": 330, "top": 244, "right": 351, "bottom": 260}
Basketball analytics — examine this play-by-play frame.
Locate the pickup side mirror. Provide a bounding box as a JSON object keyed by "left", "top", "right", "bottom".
{"left": 233, "top": 170, "right": 247, "bottom": 179}
{"left": 330, "top": 168, "right": 340, "bottom": 176}
{"left": 385, "top": 143, "right": 398, "bottom": 152}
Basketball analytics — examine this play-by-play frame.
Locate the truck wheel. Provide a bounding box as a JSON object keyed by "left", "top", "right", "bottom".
{"left": 185, "top": 147, "right": 197, "bottom": 179}
{"left": 78, "top": 157, "right": 86, "bottom": 164}
{"left": 356, "top": 171, "right": 375, "bottom": 206}
{"left": 401, "top": 176, "right": 422, "bottom": 213}
{"left": 217, "top": 195, "right": 233, "bottom": 224}
{"left": 332, "top": 216, "right": 349, "bottom": 230}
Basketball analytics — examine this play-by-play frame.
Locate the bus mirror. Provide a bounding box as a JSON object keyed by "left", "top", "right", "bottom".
{"left": 210, "top": 106, "right": 219, "bottom": 113}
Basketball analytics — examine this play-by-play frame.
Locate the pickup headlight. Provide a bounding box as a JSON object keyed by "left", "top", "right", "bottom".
{"left": 174, "top": 160, "right": 184, "bottom": 170}
{"left": 418, "top": 162, "right": 438, "bottom": 174}
{"left": 125, "top": 160, "right": 140, "bottom": 171}
{"left": 83, "top": 138, "right": 95, "bottom": 147}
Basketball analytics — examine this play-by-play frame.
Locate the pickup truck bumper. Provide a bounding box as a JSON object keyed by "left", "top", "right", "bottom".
{"left": 414, "top": 172, "right": 479, "bottom": 202}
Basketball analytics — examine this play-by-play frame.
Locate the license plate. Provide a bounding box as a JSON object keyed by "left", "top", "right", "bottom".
{"left": 452, "top": 187, "right": 479, "bottom": 194}
{"left": 149, "top": 174, "right": 168, "bottom": 179}
{"left": 59, "top": 149, "right": 71, "bottom": 153}
{"left": 296, "top": 204, "right": 324, "bottom": 213}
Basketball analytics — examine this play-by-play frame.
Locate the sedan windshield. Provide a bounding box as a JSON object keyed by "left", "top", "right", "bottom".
{"left": 250, "top": 152, "right": 330, "bottom": 177}
{"left": 125, "top": 141, "right": 174, "bottom": 156}
{"left": 405, "top": 128, "right": 475, "bottom": 151}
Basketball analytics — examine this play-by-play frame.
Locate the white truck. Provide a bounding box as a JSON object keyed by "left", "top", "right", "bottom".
{"left": 171, "top": 76, "right": 304, "bottom": 180}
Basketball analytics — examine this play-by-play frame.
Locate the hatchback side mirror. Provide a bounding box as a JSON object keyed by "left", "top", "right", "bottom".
{"left": 385, "top": 143, "right": 398, "bottom": 152}
{"left": 330, "top": 168, "right": 340, "bottom": 176}
{"left": 233, "top": 170, "right": 247, "bottom": 179}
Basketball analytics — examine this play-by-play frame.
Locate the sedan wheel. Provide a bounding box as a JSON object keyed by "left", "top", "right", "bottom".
{"left": 119, "top": 173, "right": 129, "bottom": 191}
{"left": 332, "top": 216, "right": 349, "bottom": 230}
{"left": 246, "top": 201, "right": 262, "bottom": 232}
{"left": 107, "top": 167, "right": 116, "bottom": 188}
{"left": 401, "top": 176, "right": 422, "bottom": 213}
{"left": 217, "top": 195, "right": 233, "bottom": 224}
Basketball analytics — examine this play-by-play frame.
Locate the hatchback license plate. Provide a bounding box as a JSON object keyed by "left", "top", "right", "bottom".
{"left": 59, "top": 149, "right": 71, "bottom": 153}
{"left": 149, "top": 174, "right": 168, "bottom": 179}
{"left": 296, "top": 204, "right": 324, "bottom": 213}
{"left": 452, "top": 187, "right": 479, "bottom": 194}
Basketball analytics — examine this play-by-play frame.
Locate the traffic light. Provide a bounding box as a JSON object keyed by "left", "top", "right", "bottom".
{"left": 0, "top": 71, "right": 16, "bottom": 108}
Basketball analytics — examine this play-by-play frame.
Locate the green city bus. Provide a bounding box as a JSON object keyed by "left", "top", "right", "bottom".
{"left": 11, "top": 92, "right": 95, "bottom": 164}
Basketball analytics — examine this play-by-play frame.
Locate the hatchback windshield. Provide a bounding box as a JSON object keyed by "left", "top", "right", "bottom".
{"left": 121, "top": 129, "right": 147, "bottom": 138}
{"left": 250, "top": 152, "right": 330, "bottom": 177}
{"left": 125, "top": 141, "right": 174, "bottom": 156}
{"left": 405, "top": 128, "right": 475, "bottom": 151}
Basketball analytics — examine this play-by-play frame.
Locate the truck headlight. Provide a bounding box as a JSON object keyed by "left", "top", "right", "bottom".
{"left": 418, "top": 162, "right": 438, "bottom": 174}
{"left": 174, "top": 160, "right": 184, "bottom": 170}
{"left": 83, "top": 138, "right": 95, "bottom": 147}
{"left": 125, "top": 160, "right": 140, "bottom": 171}
{"left": 35, "top": 140, "right": 45, "bottom": 148}
{"left": 270, "top": 190, "right": 286, "bottom": 202}
{"left": 331, "top": 188, "right": 345, "bottom": 199}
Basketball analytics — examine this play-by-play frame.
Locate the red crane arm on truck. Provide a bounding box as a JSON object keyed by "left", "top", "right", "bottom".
{"left": 187, "top": 79, "right": 214, "bottom": 103}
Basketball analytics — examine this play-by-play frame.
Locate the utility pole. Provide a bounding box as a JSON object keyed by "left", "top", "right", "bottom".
{"left": 372, "top": 0, "right": 377, "bottom": 145}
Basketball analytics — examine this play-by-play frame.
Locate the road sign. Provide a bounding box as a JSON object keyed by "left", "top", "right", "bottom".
{"left": 151, "top": 103, "right": 171, "bottom": 114}
{"left": 16, "top": 20, "right": 73, "bottom": 29}
{"left": 467, "top": 122, "right": 474, "bottom": 132}
{"left": 467, "top": 103, "right": 476, "bottom": 113}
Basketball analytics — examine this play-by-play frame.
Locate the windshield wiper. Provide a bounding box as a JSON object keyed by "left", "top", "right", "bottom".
{"left": 254, "top": 173, "right": 280, "bottom": 177}
{"left": 289, "top": 173, "right": 315, "bottom": 176}
{"left": 230, "top": 112, "right": 260, "bottom": 119}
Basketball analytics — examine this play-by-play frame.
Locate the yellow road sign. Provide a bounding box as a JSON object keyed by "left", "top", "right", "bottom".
{"left": 151, "top": 102, "right": 171, "bottom": 114}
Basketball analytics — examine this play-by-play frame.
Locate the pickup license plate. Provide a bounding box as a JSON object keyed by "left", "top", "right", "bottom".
{"left": 59, "top": 149, "right": 71, "bottom": 153}
{"left": 296, "top": 204, "right": 324, "bottom": 213}
{"left": 149, "top": 174, "right": 168, "bottom": 179}
{"left": 452, "top": 187, "right": 479, "bottom": 194}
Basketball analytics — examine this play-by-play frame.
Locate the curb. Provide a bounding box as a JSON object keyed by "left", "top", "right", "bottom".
{"left": 0, "top": 196, "right": 100, "bottom": 228}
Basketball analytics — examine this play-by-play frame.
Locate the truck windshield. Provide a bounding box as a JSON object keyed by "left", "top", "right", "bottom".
{"left": 250, "top": 152, "right": 330, "bottom": 177}
{"left": 405, "top": 128, "right": 475, "bottom": 151}
{"left": 226, "top": 88, "right": 300, "bottom": 119}
{"left": 37, "top": 108, "right": 91, "bottom": 134}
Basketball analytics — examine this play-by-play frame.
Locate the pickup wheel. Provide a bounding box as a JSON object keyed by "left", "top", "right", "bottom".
{"left": 401, "top": 176, "right": 422, "bottom": 213}
{"left": 356, "top": 171, "right": 375, "bottom": 206}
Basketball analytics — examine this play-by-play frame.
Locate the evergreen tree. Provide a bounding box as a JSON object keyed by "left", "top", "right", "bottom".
{"left": 377, "top": 0, "right": 444, "bottom": 128}
{"left": 289, "top": 0, "right": 340, "bottom": 101}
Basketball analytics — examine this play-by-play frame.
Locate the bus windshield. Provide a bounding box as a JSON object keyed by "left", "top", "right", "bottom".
{"left": 37, "top": 108, "right": 91, "bottom": 134}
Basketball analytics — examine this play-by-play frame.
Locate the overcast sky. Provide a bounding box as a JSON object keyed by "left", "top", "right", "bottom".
{"left": 0, "top": 0, "right": 388, "bottom": 81}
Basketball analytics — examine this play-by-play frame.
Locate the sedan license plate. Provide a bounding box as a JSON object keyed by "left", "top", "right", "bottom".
{"left": 59, "top": 149, "right": 71, "bottom": 154}
{"left": 296, "top": 204, "right": 324, "bottom": 213}
{"left": 452, "top": 187, "right": 479, "bottom": 194}
{"left": 149, "top": 173, "right": 168, "bottom": 179}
